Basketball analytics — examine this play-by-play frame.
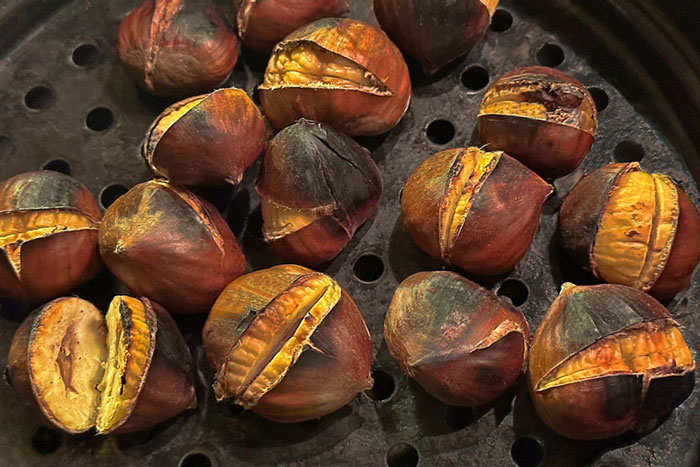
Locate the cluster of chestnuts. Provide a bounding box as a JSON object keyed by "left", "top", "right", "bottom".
{"left": 1, "top": 0, "right": 698, "bottom": 453}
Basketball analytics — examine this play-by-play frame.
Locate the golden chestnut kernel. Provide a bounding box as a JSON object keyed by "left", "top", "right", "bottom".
{"left": 0, "top": 171, "right": 102, "bottom": 302}
{"left": 256, "top": 119, "right": 382, "bottom": 266}
{"left": 374, "top": 0, "right": 497, "bottom": 75}
{"left": 400, "top": 147, "right": 552, "bottom": 275}
{"left": 142, "top": 88, "right": 266, "bottom": 186}
{"left": 117, "top": 0, "right": 239, "bottom": 99}
{"left": 558, "top": 162, "right": 700, "bottom": 298}
{"left": 476, "top": 66, "right": 597, "bottom": 178}
{"left": 6, "top": 296, "right": 196, "bottom": 434}
{"left": 98, "top": 180, "right": 246, "bottom": 314}
{"left": 234, "top": 0, "right": 349, "bottom": 54}
{"left": 529, "top": 283, "right": 695, "bottom": 440}
{"left": 259, "top": 18, "right": 411, "bottom": 136}
{"left": 385, "top": 271, "right": 529, "bottom": 406}
{"left": 202, "top": 264, "right": 373, "bottom": 422}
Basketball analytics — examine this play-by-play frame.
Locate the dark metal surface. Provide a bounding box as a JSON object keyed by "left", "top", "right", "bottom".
{"left": 0, "top": 0, "right": 699, "bottom": 466}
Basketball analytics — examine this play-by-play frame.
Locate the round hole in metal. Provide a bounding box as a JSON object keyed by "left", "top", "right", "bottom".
{"left": 386, "top": 442, "right": 419, "bottom": 467}
{"left": 426, "top": 119, "right": 455, "bottom": 145}
{"left": 31, "top": 427, "right": 62, "bottom": 455}
{"left": 99, "top": 183, "right": 128, "bottom": 209}
{"left": 443, "top": 405, "right": 475, "bottom": 430}
{"left": 41, "top": 159, "right": 71, "bottom": 175}
{"left": 72, "top": 43, "right": 101, "bottom": 67}
{"left": 179, "top": 452, "right": 212, "bottom": 467}
{"left": 86, "top": 107, "right": 114, "bottom": 131}
{"left": 24, "top": 85, "right": 53, "bottom": 110}
{"left": 511, "top": 437, "right": 545, "bottom": 467}
{"left": 490, "top": 9, "right": 513, "bottom": 32}
{"left": 614, "top": 140, "right": 644, "bottom": 162}
{"left": 588, "top": 87, "right": 609, "bottom": 112}
{"left": 497, "top": 279, "right": 529, "bottom": 307}
{"left": 536, "top": 43, "right": 564, "bottom": 67}
{"left": 461, "top": 65, "right": 489, "bottom": 91}
{"left": 353, "top": 254, "right": 385, "bottom": 283}
{"left": 366, "top": 370, "right": 395, "bottom": 401}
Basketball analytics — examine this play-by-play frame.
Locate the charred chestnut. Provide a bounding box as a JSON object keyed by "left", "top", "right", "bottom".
{"left": 529, "top": 283, "right": 695, "bottom": 440}
{"left": 202, "top": 264, "right": 373, "bottom": 422}
{"left": 259, "top": 18, "right": 411, "bottom": 136}
{"left": 385, "top": 271, "right": 529, "bottom": 406}
{"left": 558, "top": 162, "right": 700, "bottom": 299}
{"left": 400, "top": 147, "right": 552, "bottom": 275}
{"left": 234, "top": 0, "right": 349, "bottom": 54}
{"left": 143, "top": 88, "right": 266, "bottom": 186}
{"left": 374, "top": 0, "right": 497, "bottom": 75}
{"left": 98, "top": 180, "right": 246, "bottom": 314}
{"left": 117, "top": 0, "right": 239, "bottom": 99}
{"left": 256, "top": 119, "right": 382, "bottom": 266}
{"left": 0, "top": 171, "right": 102, "bottom": 302}
{"left": 475, "top": 66, "right": 597, "bottom": 178}
{"left": 6, "top": 296, "right": 196, "bottom": 434}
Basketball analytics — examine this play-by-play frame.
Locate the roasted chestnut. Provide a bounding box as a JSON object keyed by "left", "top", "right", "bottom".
{"left": 475, "top": 66, "right": 597, "bottom": 178}
{"left": 385, "top": 271, "right": 529, "bottom": 406}
{"left": 558, "top": 162, "right": 700, "bottom": 299}
{"left": 259, "top": 18, "right": 411, "bottom": 136}
{"left": 529, "top": 283, "right": 695, "bottom": 440}
{"left": 98, "top": 180, "right": 246, "bottom": 314}
{"left": 0, "top": 171, "right": 102, "bottom": 302}
{"left": 256, "top": 119, "right": 382, "bottom": 266}
{"left": 400, "top": 147, "right": 552, "bottom": 275}
{"left": 374, "top": 0, "right": 497, "bottom": 75}
{"left": 6, "top": 296, "right": 196, "bottom": 434}
{"left": 202, "top": 264, "right": 373, "bottom": 422}
{"left": 142, "top": 88, "right": 266, "bottom": 186}
{"left": 117, "top": 0, "right": 239, "bottom": 99}
{"left": 234, "top": 0, "right": 349, "bottom": 54}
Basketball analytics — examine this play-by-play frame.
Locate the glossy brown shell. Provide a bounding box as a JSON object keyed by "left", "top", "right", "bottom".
{"left": 98, "top": 181, "right": 246, "bottom": 314}
{"left": 259, "top": 18, "right": 411, "bottom": 136}
{"left": 0, "top": 171, "right": 102, "bottom": 302}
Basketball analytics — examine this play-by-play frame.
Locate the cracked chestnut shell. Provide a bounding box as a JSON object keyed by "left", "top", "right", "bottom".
{"left": 98, "top": 180, "right": 246, "bottom": 314}
{"left": 529, "top": 283, "right": 695, "bottom": 440}
{"left": 400, "top": 147, "right": 552, "bottom": 275}
{"left": 6, "top": 296, "right": 196, "bottom": 434}
{"left": 0, "top": 171, "right": 102, "bottom": 302}
{"left": 475, "top": 66, "right": 597, "bottom": 178}
{"left": 202, "top": 264, "right": 373, "bottom": 422}
{"left": 117, "top": 0, "right": 239, "bottom": 99}
{"left": 259, "top": 18, "right": 411, "bottom": 136}
{"left": 385, "top": 271, "right": 529, "bottom": 406}
{"left": 558, "top": 162, "right": 700, "bottom": 299}
{"left": 234, "top": 0, "right": 349, "bottom": 54}
{"left": 256, "top": 119, "right": 382, "bottom": 266}
{"left": 142, "top": 88, "right": 266, "bottom": 186}
{"left": 374, "top": 0, "right": 497, "bottom": 75}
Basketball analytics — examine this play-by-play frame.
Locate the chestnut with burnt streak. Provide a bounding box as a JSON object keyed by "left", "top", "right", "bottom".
{"left": 6, "top": 296, "right": 196, "bottom": 434}
{"left": 234, "top": 0, "right": 349, "bottom": 54}
{"left": 202, "top": 264, "right": 373, "bottom": 422}
{"left": 475, "top": 66, "right": 597, "bottom": 178}
{"left": 117, "top": 0, "right": 239, "bottom": 99}
{"left": 385, "top": 271, "right": 529, "bottom": 406}
{"left": 0, "top": 171, "right": 102, "bottom": 302}
{"left": 256, "top": 119, "right": 382, "bottom": 266}
{"left": 529, "top": 283, "right": 695, "bottom": 440}
{"left": 374, "top": 0, "right": 497, "bottom": 75}
{"left": 400, "top": 147, "right": 552, "bottom": 276}
{"left": 98, "top": 180, "right": 246, "bottom": 314}
{"left": 558, "top": 162, "right": 700, "bottom": 299}
{"left": 259, "top": 18, "right": 411, "bottom": 136}
{"left": 142, "top": 88, "right": 266, "bottom": 186}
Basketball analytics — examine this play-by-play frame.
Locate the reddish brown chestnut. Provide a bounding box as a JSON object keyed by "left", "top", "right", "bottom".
{"left": 476, "top": 66, "right": 597, "bottom": 178}
{"left": 98, "top": 180, "right": 246, "bottom": 314}
{"left": 117, "top": 0, "right": 239, "bottom": 99}
{"left": 259, "top": 18, "right": 411, "bottom": 136}
{"left": 374, "top": 0, "right": 498, "bottom": 75}
{"left": 6, "top": 296, "right": 196, "bottom": 434}
{"left": 558, "top": 162, "right": 700, "bottom": 299}
{"left": 202, "top": 264, "right": 373, "bottom": 422}
{"left": 0, "top": 171, "right": 101, "bottom": 303}
{"left": 529, "top": 283, "right": 695, "bottom": 440}
{"left": 234, "top": 0, "right": 349, "bottom": 54}
{"left": 400, "top": 147, "right": 552, "bottom": 275}
{"left": 385, "top": 271, "right": 529, "bottom": 406}
{"left": 142, "top": 88, "right": 266, "bottom": 186}
{"left": 256, "top": 119, "right": 382, "bottom": 266}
